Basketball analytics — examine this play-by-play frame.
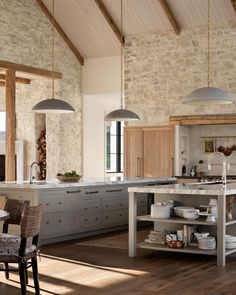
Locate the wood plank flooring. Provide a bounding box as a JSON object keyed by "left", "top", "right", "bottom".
{"left": 1, "top": 230, "right": 236, "bottom": 295}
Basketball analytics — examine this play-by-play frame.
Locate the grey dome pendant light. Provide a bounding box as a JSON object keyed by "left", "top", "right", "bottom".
{"left": 32, "top": 0, "right": 75, "bottom": 113}
{"left": 105, "top": 0, "right": 139, "bottom": 121}
{"left": 183, "top": 0, "right": 234, "bottom": 105}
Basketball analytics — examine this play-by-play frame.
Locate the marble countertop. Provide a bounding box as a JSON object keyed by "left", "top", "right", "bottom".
{"left": 128, "top": 182, "right": 236, "bottom": 196}
{"left": 0, "top": 177, "right": 176, "bottom": 189}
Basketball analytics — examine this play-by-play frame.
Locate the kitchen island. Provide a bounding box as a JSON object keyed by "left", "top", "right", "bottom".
{"left": 0, "top": 177, "right": 175, "bottom": 245}
{"left": 128, "top": 183, "right": 236, "bottom": 267}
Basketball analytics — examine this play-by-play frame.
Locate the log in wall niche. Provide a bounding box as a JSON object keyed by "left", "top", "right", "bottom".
{"left": 37, "top": 129, "right": 46, "bottom": 180}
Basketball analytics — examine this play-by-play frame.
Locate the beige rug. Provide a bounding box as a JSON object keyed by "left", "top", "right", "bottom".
{"left": 76, "top": 228, "right": 150, "bottom": 249}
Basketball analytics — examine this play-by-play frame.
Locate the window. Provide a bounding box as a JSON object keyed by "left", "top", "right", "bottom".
{"left": 106, "top": 121, "right": 124, "bottom": 173}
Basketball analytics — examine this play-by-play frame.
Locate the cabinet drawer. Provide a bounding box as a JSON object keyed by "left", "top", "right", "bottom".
{"left": 102, "top": 210, "right": 128, "bottom": 225}
{"left": 80, "top": 188, "right": 103, "bottom": 197}
{"left": 103, "top": 198, "right": 128, "bottom": 211}
{"left": 104, "top": 186, "right": 127, "bottom": 196}
{"left": 80, "top": 214, "right": 102, "bottom": 230}
{"left": 81, "top": 199, "right": 101, "bottom": 213}
{"left": 41, "top": 194, "right": 64, "bottom": 213}
{"left": 41, "top": 212, "right": 64, "bottom": 237}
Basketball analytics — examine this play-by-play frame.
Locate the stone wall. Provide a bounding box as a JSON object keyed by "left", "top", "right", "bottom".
{"left": 0, "top": 0, "right": 82, "bottom": 180}
{"left": 125, "top": 23, "right": 236, "bottom": 125}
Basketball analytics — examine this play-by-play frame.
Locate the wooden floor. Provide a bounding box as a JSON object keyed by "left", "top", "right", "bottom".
{"left": 1, "top": 230, "right": 236, "bottom": 295}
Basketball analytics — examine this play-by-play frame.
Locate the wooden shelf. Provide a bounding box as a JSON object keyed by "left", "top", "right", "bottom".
{"left": 225, "top": 248, "right": 236, "bottom": 256}
{"left": 201, "top": 136, "right": 236, "bottom": 139}
{"left": 136, "top": 215, "right": 217, "bottom": 226}
{"left": 226, "top": 219, "right": 236, "bottom": 226}
{"left": 137, "top": 242, "right": 217, "bottom": 255}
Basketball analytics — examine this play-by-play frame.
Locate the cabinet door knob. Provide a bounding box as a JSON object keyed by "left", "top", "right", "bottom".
{"left": 58, "top": 202, "right": 62, "bottom": 205}
{"left": 58, "top": 220, "right": 62, "bottom": 223}
{"left": 46, "top": 203, "right": 50, "bottom": 206}
{"left": 46, "top": 221, "right": 50, "bottom": 224}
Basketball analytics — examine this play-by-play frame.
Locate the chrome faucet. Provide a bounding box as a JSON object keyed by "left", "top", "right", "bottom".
{"left": 29, "top": 162, "right": 40, "bottom": 184}
{"left": 208, "top": 152, "right": 228, "bottom": 190}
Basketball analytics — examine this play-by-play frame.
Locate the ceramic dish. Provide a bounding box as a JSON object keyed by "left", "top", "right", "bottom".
{"left": 174, "top": 206, "right": 194, "bottom": 217}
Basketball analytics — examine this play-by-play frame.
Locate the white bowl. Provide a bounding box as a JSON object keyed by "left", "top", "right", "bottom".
{"left": 194, "top": 232, "right": 209, "bottom": 240}
{"left": 225, "top": 235, "right": 236, "bottom": 243}
{"left": 151, "top": 204, "right": 170, "bottom": 219}
{"left": 174, "top": 206, "right": 195, "bottom": 217}
{"left": 183, "top": 209, "right": 199, "bottom": 220}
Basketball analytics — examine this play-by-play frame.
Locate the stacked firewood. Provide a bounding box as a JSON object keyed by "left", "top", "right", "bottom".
{"left": 37, "top": 129, "right": 46, "bottom": 180}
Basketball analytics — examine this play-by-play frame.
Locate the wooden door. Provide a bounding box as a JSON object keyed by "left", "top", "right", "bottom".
{"left": 124, "top": 127, "right": 143, "bottom": 178}
{"left": 143, "top": 126, "right": 174, "bottom": 178}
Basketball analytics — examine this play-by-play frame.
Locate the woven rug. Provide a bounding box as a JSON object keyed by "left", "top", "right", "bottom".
{"left": 76, "top": 228, "right": 150, "bottom": 249}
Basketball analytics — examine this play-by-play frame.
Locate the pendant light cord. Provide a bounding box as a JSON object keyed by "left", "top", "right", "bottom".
{"left": 52, "top": 0, "right": 55, "bottom": 99}
{"left": 207, "top": 0, "right": 210, "bottom": 87}
{"left": 120, "top": 0, "right": 124, "bottom": 110}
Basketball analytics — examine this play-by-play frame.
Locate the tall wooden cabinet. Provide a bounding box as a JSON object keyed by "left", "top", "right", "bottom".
{"left": 124, "top": 125, "right": 174, "bottom": 178}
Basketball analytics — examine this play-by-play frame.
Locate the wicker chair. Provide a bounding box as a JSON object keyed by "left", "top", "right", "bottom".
{"left": 3, "top": 199, "right": 30, "bottom": 234}
{"left": 0, "top": 195, "right": 7, "bottom": 210}
{"left": 2, "top": 198, "right": 30, "bottom": 280}
{"left": 0, "top": 204, "right": 42, "bottom": 295}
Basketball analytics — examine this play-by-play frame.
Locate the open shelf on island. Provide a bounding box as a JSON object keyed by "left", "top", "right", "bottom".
{"left": 136, "top": 215, "right": 217, "bottom": 226}
{"left": 137, "top": 242, "right": 217, "bottom": 255}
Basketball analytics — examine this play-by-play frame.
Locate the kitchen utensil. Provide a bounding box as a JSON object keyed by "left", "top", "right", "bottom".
{"left": 217, "top": 138, "right": 224, "bottom": 153}
{"left": 57, "top": 175, "right": 81, "bottom": 182}
{"left": 198, "top": 237, "right": 216, "bottom": 250}
{"left": 183, "top": 209, "right": 199, "bottom": 220}
{"left": 151, "top": 203, "right": 170, "bottom": 218}
{"left": 166, "top": 240, "right": 184, "bottom": 249}
{"left": 223, "top": 146, "right": 232, "bottom": 156}
{"left": 174, "top": 206, "right": 195, "bottom": 217}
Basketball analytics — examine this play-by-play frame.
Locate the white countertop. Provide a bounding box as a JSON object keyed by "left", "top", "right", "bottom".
{"left": 128, "top": 183, "right": 236, "bottom": 196}
{"left": 0, "top": 177, "right": 176, "bottom": 189}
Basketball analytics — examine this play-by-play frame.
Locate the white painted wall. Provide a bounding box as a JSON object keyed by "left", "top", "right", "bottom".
{"left": 83, "top": 94, "right": 120, "bottom": 179}
{"left": 82, "top": 56, "right": 121, "bottom": 95}
{"left": 82, "top": 56, "right": 121, "bottom": 179}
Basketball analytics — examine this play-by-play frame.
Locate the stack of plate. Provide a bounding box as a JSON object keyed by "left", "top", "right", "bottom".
{"left": 198, "top": 237, "right": 216, "bottom": 250}
{"left": 225, "top": 235, "right": 236, "bottom": 249}
{"left": 151, "top": 203, "right": 170, "bottom": 219}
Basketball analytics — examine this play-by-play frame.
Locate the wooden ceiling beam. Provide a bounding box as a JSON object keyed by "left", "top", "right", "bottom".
{"left": 0, "top": 81, "right": 5, "bottom": 87}
{"left": 0, "top": 74, "right": 31, "bottom": 84}
{"left": 231, "top": 0, "right": 236, "bottom": 14}
{"left": 159, "top": 0, "right": 180, "bottom": 35}
{"left": 169, "top": 114, "right": 236, "bottom": 125}
{"left": 36, "top": 0, "right": 84, "bottom": 65}
{"left": 0, "top": 60, "right": 62, "bottom": 79}
{"left": 94, "top": 0, "right": 125, "bottom": 46}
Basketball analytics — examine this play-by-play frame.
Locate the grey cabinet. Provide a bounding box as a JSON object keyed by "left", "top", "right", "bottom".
{"left": 40, "top": 189, "right": 65, "bottom": 238}
{"left": 64, "top": 189, "right": 81, "bottom": 234}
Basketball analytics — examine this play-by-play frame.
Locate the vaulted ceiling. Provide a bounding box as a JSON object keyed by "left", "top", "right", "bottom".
{"left": 39, "top": 0, "right": 236, "bottom": 64}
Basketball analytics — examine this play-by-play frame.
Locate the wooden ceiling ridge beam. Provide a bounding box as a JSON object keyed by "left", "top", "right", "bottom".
{"left": 36, "top": 0, "right": 84, "bottom": 66}
{"left": 94, "top": 0, "right": 125, "bottom": 46}
{"left": 0, "top": 60, "right": 62, "bottom": 79}
{"left": 0, "top": 74, "right": 31, "bottom": 84}
{"left": 231, "top": 0, "right": 236, "bottom": 14}
{"left": 159, "top": 0, "right": 180, "bottom": 35}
